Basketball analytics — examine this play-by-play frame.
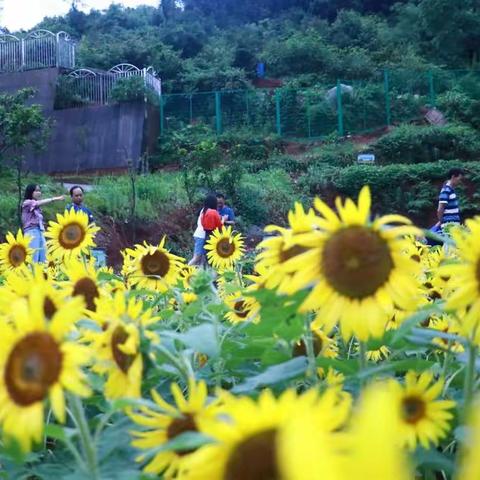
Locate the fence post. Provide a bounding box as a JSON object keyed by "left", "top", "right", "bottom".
{"left": 215, "top": 92, "right": 222, "bottom": 135}
{"left": 56, "top": 34, "right": 60, "bottom": 68}
{"left": 336, "top": 80, "right": 344, "bottom": 137}
{"left": 21, "top": 39, "right": 25, "bottom": 70}
{"left": 160, "top": 97, "right": 165, "bottom": 136}
{"left": 275, "top": 90, "right": 282, "bottom": 137}
{"left": 428, "top": 71, "right": 436, "bottom": 107}
{"left": 384, "top": 69, "right": 391, "bottom": 127}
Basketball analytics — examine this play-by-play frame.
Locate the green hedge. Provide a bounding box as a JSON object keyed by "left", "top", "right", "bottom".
{"left": 373, "top": 124, "right": 480, "bottom": 164}
{"left": 299, "top": 160, "right": 480, "bottom": 225}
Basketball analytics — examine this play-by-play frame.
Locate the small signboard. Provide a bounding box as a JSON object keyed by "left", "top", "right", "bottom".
{"left": 357, "top": 153, "right": 375, "bottom": 164}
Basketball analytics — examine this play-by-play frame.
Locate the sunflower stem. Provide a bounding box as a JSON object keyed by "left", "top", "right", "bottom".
{"left": 69, "top": 395, "right": 99, "bottom": 479}
{"left": 463, "top": 339, "right": 477, "bottom": 416}
{"left": 304, "top": 316, "right": 318, "bottom": 385}
{"left": 441, "top": 340, "right": 452, "bottom": 393}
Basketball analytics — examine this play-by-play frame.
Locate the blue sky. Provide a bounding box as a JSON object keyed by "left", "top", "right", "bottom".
{"left": 2, "top": 0, "right": 158, "bottom": 31}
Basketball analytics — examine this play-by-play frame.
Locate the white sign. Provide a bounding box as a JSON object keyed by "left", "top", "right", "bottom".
{"left": 357, "top": 154, "right": 375, "bottom": 164}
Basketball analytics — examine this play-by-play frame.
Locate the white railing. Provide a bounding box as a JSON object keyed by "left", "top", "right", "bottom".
{"left": 56, "top": 63, "right": 162, "bottom": 108}
{"left": 0, "top": 30, "right": 75, "bottom": 72}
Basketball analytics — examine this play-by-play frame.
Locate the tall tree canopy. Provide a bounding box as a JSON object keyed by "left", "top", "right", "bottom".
{"left": 24, "top": 0, "right": 479, "bottom": 92}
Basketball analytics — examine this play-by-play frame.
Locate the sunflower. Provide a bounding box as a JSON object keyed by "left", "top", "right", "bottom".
{"left": 0, "top": 287, "right": 90, "bottom": 452}
{"left": 181, "top": 387, "right": 350, "bottom": 480}
{"left": 90, "top": 317, "right": 142, "bottom": 399}
{"left": 256, "top": 203, "right": 317, "bottom": 291}
{"left": 45, "top": 209, "right": 99, "bottom": 260}
{"left": 281, "top": 186, "right": 421, "bottom": 341}
{"left": 441, "top": 217, "right": 480, "bottom": 339}
{"left": 0, "top": 230, "right": 33, "bottom": 272}
{"left": 389, "top": 371, "right": 456, "bottom": 450}
{"left": 345, "top": 383, "right": 413, "bottom": 480}
{"left": 130, "top": 379, "right": 216, "bottom": 478}
{"left": 428, "top": 315, "right": 464, "bottom": 353}
{"left": 90, "top": 290, "right": 159, "bottom": 330}
{"left": 366, "top": 345, "right": 390, "bottom": 362}
{"left": 457, "top": 400, "right": 480, "bottom": 480}
{"left": 0, "top": 264, "right": 69, "bottom": 318}
{"left": 169, "top": 291, "right": 199, "bottom": 311}
{"left": 63, "top": 258, "right": 103, "bottom": 313}
{"left": 318, "top": 368, "right": 345, "bottom": 387}
{"left": 224, "top": 291, "right": 260, "bottom": 324}
{"left": 179, "top": 265, "right": 199, "bottom": 289}
{"left": 293, "top": 327, "right": 338, "bottom": 359}
{"left": 123, "top": 239, "right": 184, "bottom": 293}
{"left": 204, "top": 226, "right": 244, "bottom": 271}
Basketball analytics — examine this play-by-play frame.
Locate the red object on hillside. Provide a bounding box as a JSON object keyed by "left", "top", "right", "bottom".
{"left": 252, "top": 77, "right": 284, "bottom": 88}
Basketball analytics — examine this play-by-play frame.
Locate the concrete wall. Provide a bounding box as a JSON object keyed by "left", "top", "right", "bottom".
{"left": 28, "top": 102, "right": 146, "bottom": 174}
{"left": 0, "top": 68, "right": 59, "bottom": 111}
{"left": 0, "top": 68, "right": 159, "bottom": 174}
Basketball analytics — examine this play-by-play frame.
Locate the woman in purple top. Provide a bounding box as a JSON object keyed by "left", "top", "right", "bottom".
{"left": 22, "top": 184, "right": 64, "bottom": 263}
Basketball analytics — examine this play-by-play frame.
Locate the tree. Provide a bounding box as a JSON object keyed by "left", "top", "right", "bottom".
{"left": 0, "top": 88, "right": 51, "bottom": 225}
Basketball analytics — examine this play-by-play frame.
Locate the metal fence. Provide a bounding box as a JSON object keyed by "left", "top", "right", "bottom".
{"left": 54, "top": 63, "right": 162, "bottom": 108}
{"left": 160, "top": 69, "right": 480, "bottom": 139}
{"left": 0, "top": 30, "right": 75, "bottom": 72}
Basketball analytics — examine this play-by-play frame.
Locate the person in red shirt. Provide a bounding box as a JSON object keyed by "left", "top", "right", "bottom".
{"left": 188, "top": 194, "right": 225, "bottom": 266}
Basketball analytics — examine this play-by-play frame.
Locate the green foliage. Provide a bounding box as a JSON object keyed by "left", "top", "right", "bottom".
{"left": 303, "top": 141, "right": 359, "bottom": 168}
{"left": 237, "top": 169, "right": 295, "bottom": 225}
{"left": 154, "top": 125, "right": 282, "bottom": 170}
{"left": 299, "top": 160, "right": 480, "bottom": 223}
{"left": 110, "top": 77, "right": 150, "bottom": 104}
{"left": 87, "top": 173, "right": 188, "bottom": 222}
{"left": 373, "top": 124, "right": 480, "bottom": 164}
{"left": 181, "top": 140, "right": 222, "bottom": 203}
{"left": 0, "top": 88, "right": 50, "bottom": 164}
{"left": 33, "top": 0, "right": 480, "bottom": 95}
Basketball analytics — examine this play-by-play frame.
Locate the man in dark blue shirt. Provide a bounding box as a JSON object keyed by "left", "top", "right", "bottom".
{"left": 217, "top": 193, "right": 235, "bottom": 226}
{"left": 437, "top": 168, "right": 464, "bottom": 227}
{"left": 66, "top": 185, "right": 95, "bottom": 223}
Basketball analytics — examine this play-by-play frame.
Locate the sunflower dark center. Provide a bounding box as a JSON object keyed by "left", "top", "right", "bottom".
{"left": 73, "top": 277, "right": 99, "bottom": 311}
{"left": 225, "top": 429, "right": 278, "bottom": 480}
{"left": 43, "top": 296, "right": 57, "bottom": 319}
{"left": 5, "top": 332, "right": 63, "bottom": 406}
{"left": 293, "top": 334, "right": 323, "bottom": 357}
{"left": 233, "top": 300, "right": 249, "bottom": 319}
{"left": 322, "top": 226, "right": 394, "bottom": 299}
{"left": 401, "top": 396, "right": 426, "bottom": 424}
{"left": 166, "top": 413, "right": 198, "bottom": 456}
{"left": 141, "top": 251, "right": 170, "bottom": 277}
{"left": 111, "top": 326, "right": 136, "bottom": 373}
{"left": 8, "top": 245, "right": 27, "bottom": 267}
{"left": 216, "top": 238, "right": 236, "bottom": 258}
{"left": 59, "top": 223, "right": 86, "bottom": 249}
{"left": 279, "top": 244, "right": 307, "bottom": 263}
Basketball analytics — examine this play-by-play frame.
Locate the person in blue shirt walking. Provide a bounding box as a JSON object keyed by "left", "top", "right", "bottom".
{"left": 437, "top": 168, "right": 464, "bottom": 229}
{"left": 66, "top": 185, "right": 94, "bottom": 223}
{"left": 216, "top": 193, "right": 235, "bottom": 227}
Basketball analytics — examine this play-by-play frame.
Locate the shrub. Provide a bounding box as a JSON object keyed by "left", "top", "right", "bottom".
{"left": 303, "top": 141, "right": 359, "bottom": 168}
{"left": 236, "top": 169, "right": 295, "bottom": 226}
{"left": 300, "top": 160, "right": 480, "bottom": 225}
{"left": 110, "top": 76, "right": 150, "bottom": 103}
{"left": 373, "top": 124, "right": 480, "bottom": 164}
{"left": 87, "top": 173, "right": 188, "bottom": 222}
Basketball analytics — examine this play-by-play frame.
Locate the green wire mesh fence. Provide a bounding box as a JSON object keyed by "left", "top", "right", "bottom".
{"left": 160, "top": 69, "right": 480, "bottom": 139}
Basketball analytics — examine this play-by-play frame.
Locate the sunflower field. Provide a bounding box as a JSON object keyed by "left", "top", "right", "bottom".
{"left": 0, "top": 188, "right": 479, "bottom": 479}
